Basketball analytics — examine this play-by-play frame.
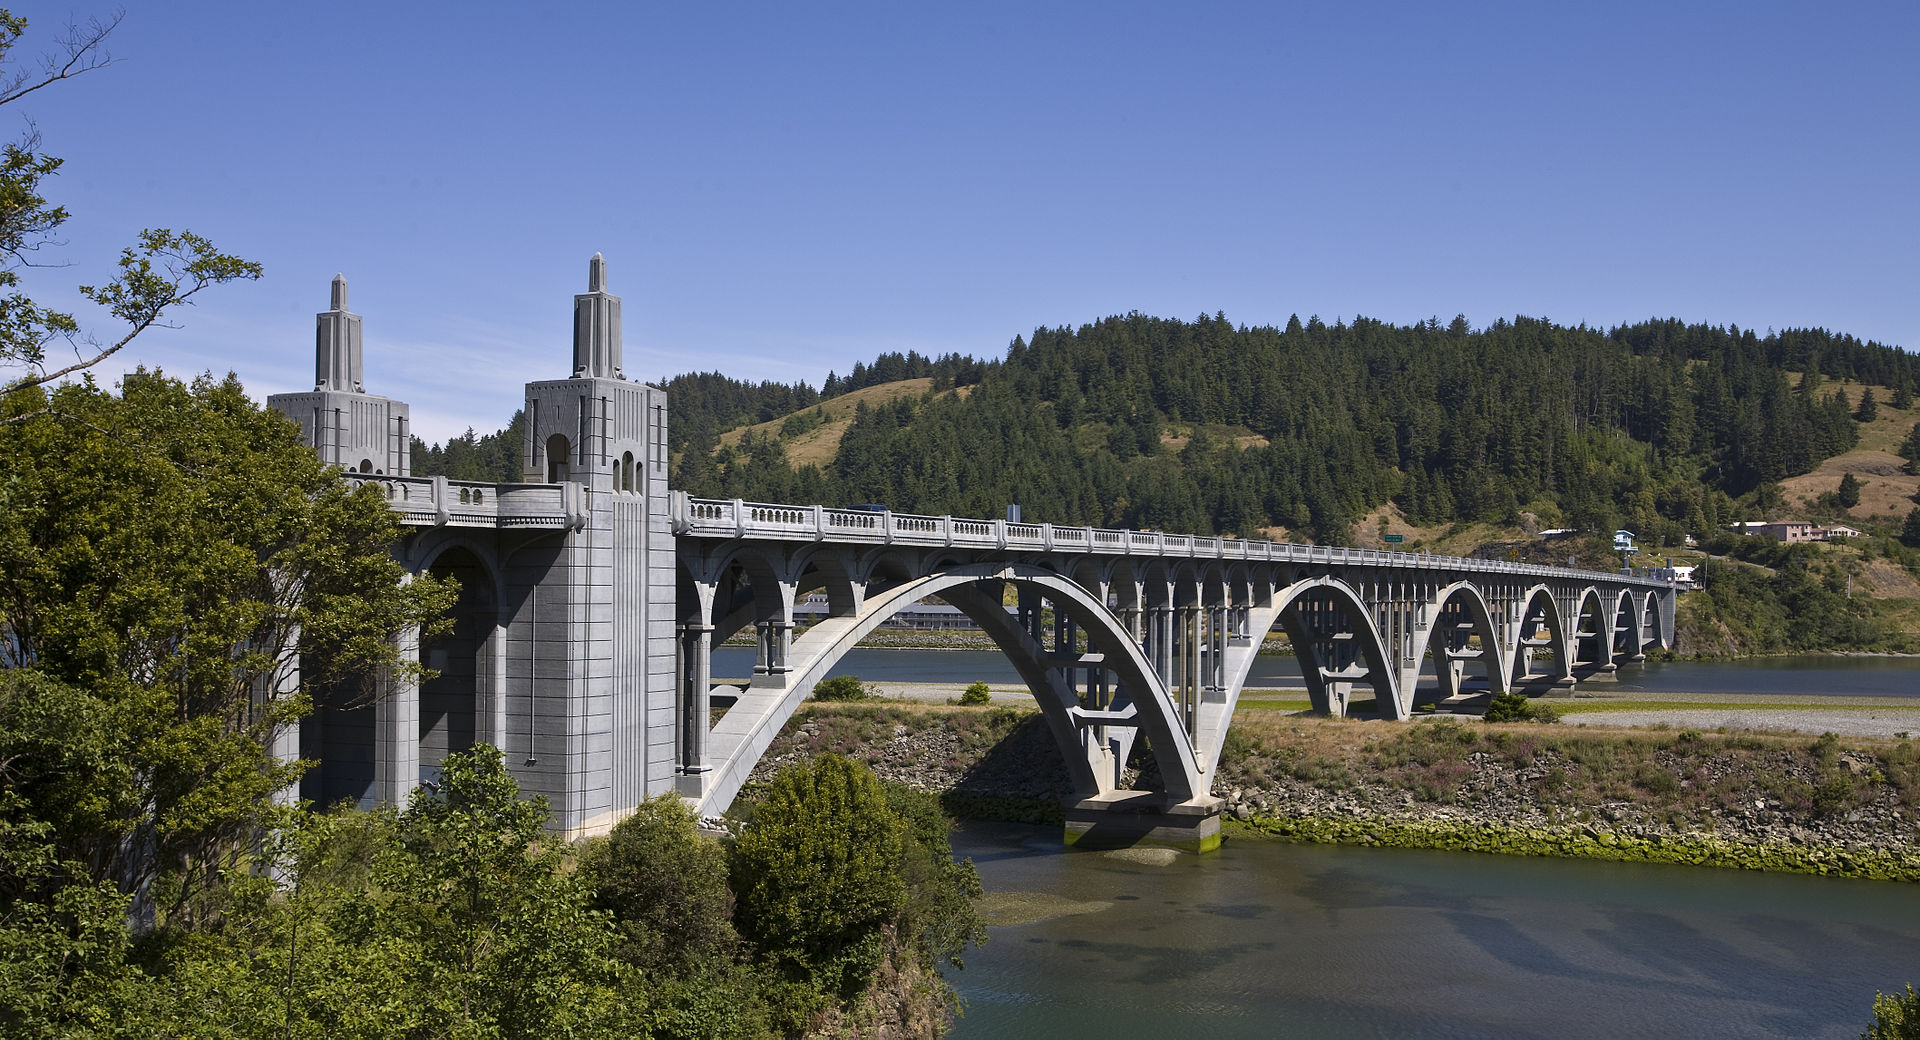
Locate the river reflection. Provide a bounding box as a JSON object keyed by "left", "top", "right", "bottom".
{"left": 945, "top": 822, "right": 1920, "bottom": 1040}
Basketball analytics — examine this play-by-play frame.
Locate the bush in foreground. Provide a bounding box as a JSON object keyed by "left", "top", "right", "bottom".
{"left": 1864, "top": 984, "right": 1920, "bottom": 1039}
{"left": 958, "top": 681, "right": 992, "bottom": 706}
{"left": 1484, "top": 691, "right": 1558, "bottom": 723}
{"left": 731, "top": 754, "right": 906, "bottom": 1031}
{"left": 812, "top": 675, "right": 875, "bottom": 702}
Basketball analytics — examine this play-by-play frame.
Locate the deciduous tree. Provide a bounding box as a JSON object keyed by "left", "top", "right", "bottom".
{"left": 0, "top": 11, "right": 259, "bottom": 396}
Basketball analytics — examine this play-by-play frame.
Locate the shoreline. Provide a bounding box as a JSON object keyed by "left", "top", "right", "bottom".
{"left": 753, "top": 701, "right": 1920, "bottom": 883}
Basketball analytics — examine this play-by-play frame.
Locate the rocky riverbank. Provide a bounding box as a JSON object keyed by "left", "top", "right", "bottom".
{"left": 747, "top": 702, "right": 1920, "bottom": 882}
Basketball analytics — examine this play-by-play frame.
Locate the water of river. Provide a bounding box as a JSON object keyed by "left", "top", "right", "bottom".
{"left": 944, "top": 821, "right": 1920, "bottom": 1040}
{"left": 714, "top": 647, "right": 1920, "bottom": 698}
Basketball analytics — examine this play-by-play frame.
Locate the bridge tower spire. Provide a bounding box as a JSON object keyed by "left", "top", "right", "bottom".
{"left": 266, "top": 274, "right": 411, "bottom": 476}
{"left": 572, "top": 252, "right": 623, "bottom": 380}
{"left": 316, "top": 273, "right": 364, "bottom": 392}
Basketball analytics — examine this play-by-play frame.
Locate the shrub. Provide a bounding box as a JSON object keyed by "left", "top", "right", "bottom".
{"left": 1863, "top": 984, "right": 1920, "bottom": 1039}
{"left": 959, "top": 681, "right": 992, "bottom": 706}
{"left": 581, "top": 794, "right": 738, "bottom": 975}
{"left": 1483, "top": 692, "right": 1536, "bottom": 723}
{"left": 812, "top": 675, "right": 872, "bottom": 702}
{"left": 730, "top": 754, "right": 905, "bottom": 1031}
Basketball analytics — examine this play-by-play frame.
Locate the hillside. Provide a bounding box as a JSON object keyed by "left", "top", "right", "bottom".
{"left": 415, "top": 313, "right": 1920, "bottom": 654}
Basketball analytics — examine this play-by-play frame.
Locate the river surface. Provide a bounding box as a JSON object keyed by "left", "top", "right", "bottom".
{"left": 944, "top": 821, "right": 1920, "bottom": 1040}
{"left": 714, "top": 646, "right": 1920, "bottom": 698}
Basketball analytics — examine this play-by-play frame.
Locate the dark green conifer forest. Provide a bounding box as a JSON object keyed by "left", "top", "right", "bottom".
{"left": 634, "top": 314, "right": 1913, "bottom": 546}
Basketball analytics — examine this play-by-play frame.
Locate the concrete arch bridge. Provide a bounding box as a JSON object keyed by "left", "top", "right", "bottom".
{"left": 268, "top": 259, "right": 1676, "bottom": 849}
{"left": 671, "top": 495, "right": 1675, "bottom": 849}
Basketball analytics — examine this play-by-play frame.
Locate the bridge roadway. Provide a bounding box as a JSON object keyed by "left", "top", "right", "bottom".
{"left": 278, "top": 260, "right": 1675, "bottom": 850}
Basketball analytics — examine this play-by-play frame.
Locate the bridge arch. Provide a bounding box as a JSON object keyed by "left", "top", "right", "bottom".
{"left": 1510, "top": 585, "right": 1571, "bottom": 687}
{"left": 1238, "top": 576, "right": 1400, "bottom": 722}
{"left": 1610, "top": 589, "right": 1642, "bottom": 662}
{"left": 1407, "top": 581, "right": 1510, "bottom": 704}
{"left": 694, "top": 563, "right": 1205, "bottom": 819}
{"left": 1569, "top": 586, "right": 1609, "bottom": 673}
{"left": 1641, "top": 590, "right": 1667, "bottom": 651}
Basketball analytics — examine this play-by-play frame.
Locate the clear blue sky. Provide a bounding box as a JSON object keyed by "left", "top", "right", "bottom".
{"left": 13, "top": 1, "right": 1919, "bottom": 443}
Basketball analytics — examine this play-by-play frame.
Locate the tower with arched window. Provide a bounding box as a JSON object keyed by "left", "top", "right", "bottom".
{"left": 515, "top": 253, "right": 675, "bottom": 831}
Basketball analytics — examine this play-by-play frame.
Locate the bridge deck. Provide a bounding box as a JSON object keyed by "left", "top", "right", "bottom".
{"left": 668, "top": 492, "right": 1675, "bottom": 588}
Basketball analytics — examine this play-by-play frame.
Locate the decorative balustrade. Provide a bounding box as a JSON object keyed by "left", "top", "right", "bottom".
{"left": 348, "top": 474, "right": 574, "bottom": 530}
{"left": 670, "top": 493, "right": 1674, "bottom": 588}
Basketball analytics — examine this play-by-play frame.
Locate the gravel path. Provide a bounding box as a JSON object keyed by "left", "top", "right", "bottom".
{"left": 1564, "top": 707, "right": 1920, "bottom": 739}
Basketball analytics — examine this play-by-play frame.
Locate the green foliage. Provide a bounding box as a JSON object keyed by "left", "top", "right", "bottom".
{"left": 883, "top": 785, "right": 984, "bottom": 974}
{"left": 0, "top": 372, "right": 452, "bottom": 917}
{"left": 2, "top": 747, "right": 640, "bottom": 1038}
{"left": 1687, "top": 538, "right": 1902, "bottom": 652}
{"left": 811, "top": 674, "right": 875, "bottom": 702}
{"left": 649, "top": 312, "right": 1914, "bottom": 549}
{"left": 576, "top": 795, "right": 775, "bottom": 1040}
{"left": 730, "top": 754, "right": 907, "bottom": 1032}
{"left": 1484, "top": 692, "right": 1544, "bottom": 723}
{"left": 1904, "top": 508, "right": 1920, "bottom": 550}
{"left": 581, "top": 794, "right": 738, "bottom": 975}
{"left": 411, "top": 409, "right": 526, "bottom": 482}
{"left": 959, "top": 680, "right": 992, "bottom": 706}
{"left": 1863, "top": 984, "right": 1920, "bottom": 1040}
{"left": 0, "top": 11, "right": 258, "bottom": 390}
{"left": 1838, "top": 471, "right": 1863, "bottom": 509}
{"left": 1857, "top": 387, "right": 1880, "bottom": 422}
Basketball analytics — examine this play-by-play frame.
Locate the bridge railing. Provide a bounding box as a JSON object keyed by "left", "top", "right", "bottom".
{"left": 670, "top": 493, "right": 1675, "bottom": 587}
{"left": 349, "top": 473, "right": 577, "bottom": 529}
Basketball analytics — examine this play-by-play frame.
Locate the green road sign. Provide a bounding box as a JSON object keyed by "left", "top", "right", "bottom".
{"left": 1384, "top": 534, "right": 1404, "bottom": 543}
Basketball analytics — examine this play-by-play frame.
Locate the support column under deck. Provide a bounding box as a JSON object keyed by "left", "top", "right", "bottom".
{"left": 678, "top": 623, "right": 713, "bottom": 798}
{"left": 376, "top": 626, "right": 421, "bottom": 806}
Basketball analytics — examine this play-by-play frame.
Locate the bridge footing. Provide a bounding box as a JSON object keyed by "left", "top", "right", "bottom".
{"left": 1063, "top": 792, "right": 1224, "bottom": 853}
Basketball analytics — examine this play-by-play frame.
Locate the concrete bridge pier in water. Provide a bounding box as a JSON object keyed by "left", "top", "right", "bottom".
{"left": 268, "top": 257, "right": 1679, "bottom": 852}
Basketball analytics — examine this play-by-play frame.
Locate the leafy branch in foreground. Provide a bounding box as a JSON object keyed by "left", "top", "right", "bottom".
{"left": 0, "top": 9, "right": 259, "bottom": 395}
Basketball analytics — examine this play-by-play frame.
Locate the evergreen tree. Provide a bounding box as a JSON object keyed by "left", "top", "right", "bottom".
{"left": 1857, "top": 386, "right": 1880, "bottom": 422}
{"left": 1837, "top": 472, "right": 1862, "bottom": 509}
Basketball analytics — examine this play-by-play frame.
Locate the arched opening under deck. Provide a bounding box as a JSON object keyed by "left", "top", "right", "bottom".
{"left": 687, "top": 564, "right": 1213, "bottom": 847}
{"left": 419, "top": 546, "right": 496, "bottom": 787}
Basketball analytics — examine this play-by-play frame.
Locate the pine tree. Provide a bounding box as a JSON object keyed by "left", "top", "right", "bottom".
{"left": 1857, "top": 386, "right": 1879, "bottom": 421}
{"left": 1837, "top": 472, "right": 1862, "bottom": 509}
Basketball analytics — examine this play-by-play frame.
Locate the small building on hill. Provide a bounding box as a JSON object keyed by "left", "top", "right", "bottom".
{"left": 1757, "top": 520, "right": 1818, "bottom": 543}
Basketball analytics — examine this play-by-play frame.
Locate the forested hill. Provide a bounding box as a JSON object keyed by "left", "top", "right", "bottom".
{"left": 412, "top": 314, "right": 1918, "bottom": 549}
{"left": 655, "top": 315, "right": 1918, "bottom": 547}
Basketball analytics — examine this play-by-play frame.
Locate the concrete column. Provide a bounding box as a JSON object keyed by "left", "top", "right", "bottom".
{"left": 376, "top": 626, "right": 421, "bottom": 807}
{"left": 484, "top": 622, "right": 508, "bottom": 749}
{"left": 677, "top": 624, "right": 713, "bottom": 795}
{"left": 753, "top": 620, "right": 792, "bottom": 675}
